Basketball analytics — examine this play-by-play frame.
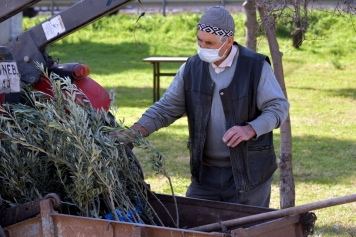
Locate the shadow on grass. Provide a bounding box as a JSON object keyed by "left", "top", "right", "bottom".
{"left": 47, "top": 40, "right": 188, "bottom": 75}
{"left": 325, "top": 88, "right": 356, "bottom": 100}
{"left": 288, "top": 86, "right": 356, "bottom": 101}
{"left": 48, "top": 40, "right": 186, "bottom": 108}
{"left": 274, "top": 134, "right": 356, "bottom": 185}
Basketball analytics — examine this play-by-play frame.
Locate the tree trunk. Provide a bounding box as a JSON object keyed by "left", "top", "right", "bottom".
{"left": 291, "top": 0, "right": 303, "bottom": 48}
{"left": 243, "top": 0, "right": 258, "bottom": 51}
{"left": 256, "top": 0, "right": 295, "bottom": 209}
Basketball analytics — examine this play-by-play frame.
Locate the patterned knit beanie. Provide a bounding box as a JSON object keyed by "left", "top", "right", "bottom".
{"left": 197, "top": 6, "right": 235, "bottom": 37}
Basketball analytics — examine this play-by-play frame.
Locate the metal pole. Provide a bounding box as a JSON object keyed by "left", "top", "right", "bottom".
{"left": 162, "top": 0, "right": 166, "bottom": 16}
{"left": 190, "top": 193, "right": 356, "bottom": 232}
{"left": 51, "top": 0, "right": 54, "bottom": 16}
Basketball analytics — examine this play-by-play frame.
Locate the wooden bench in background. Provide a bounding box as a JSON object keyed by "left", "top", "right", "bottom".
{"left": 143, "top": 57, "right": 188, "bottom": 103}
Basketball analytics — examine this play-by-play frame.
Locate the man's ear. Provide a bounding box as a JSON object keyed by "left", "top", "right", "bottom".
{"left": 228, "top": 36, "right": 234, "bottom": 45}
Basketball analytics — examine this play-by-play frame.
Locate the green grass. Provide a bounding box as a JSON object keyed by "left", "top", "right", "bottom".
{"left": 23, "top": 10, "right": 356, "bottom": 236}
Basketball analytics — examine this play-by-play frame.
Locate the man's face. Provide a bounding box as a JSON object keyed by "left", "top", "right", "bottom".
{"left": 197, "top": 30, "right": 233, "bottom": 57}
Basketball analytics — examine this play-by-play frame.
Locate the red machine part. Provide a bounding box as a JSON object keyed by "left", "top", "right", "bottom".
{"left": 73, "top": 76, "right": 111, "bottom": 111}
{"left": 32, "top": 63, "right": 111, "bottom": 111}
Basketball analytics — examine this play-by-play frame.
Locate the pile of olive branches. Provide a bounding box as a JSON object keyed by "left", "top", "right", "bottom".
{"left": 0, "top": 63, "right": 177, "bottom": 226}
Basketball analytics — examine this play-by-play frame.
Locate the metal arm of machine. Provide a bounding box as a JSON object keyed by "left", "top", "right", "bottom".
{"left": 4, "top": 0, "right": 134, "bottom": 84}
{"left": 0, "top": 0, "right": 41, "bottom": 23}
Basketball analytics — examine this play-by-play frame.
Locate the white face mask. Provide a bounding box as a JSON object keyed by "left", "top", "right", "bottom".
{"left": 197, "top": 41, "right": 228, "bottom": 63}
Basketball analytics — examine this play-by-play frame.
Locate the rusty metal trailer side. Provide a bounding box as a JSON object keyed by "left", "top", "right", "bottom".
{"left": 1, "top": 194, "right": 310, "bottom": 237}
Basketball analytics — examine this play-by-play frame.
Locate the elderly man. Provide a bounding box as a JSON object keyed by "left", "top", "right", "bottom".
{"left": 128, "top": 6, "right": 289, "bottom": 207}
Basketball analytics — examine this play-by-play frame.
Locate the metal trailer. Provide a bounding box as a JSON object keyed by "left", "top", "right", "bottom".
{"left": 2, "top": 192, "right": 356, "bottom": 237}
{"left": 0, "top": 193, "right": 313, "bottom": 237}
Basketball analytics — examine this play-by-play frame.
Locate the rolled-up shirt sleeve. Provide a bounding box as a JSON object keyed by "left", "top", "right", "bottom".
{"left": 248, "top": 61, "right": 290, "bottom": 138}
{"left": 136, "top": 63, "right": 187, "bottom": 134}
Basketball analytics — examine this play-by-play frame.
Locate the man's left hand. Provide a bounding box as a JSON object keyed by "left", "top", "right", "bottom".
{"left": 222, "top": 124, "right": 256, "bottom": 147}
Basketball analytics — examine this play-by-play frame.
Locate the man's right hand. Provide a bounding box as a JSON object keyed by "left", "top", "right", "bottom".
{"left": 130, "top": 123, "right": 149, "bottom": 137}
{"left": 109, "top": 123, "right": 149, "bottom": 149}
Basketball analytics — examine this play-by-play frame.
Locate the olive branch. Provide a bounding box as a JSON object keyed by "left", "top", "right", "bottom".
{"left": 0, "top": 62, "right": 179, "bottom": 227}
